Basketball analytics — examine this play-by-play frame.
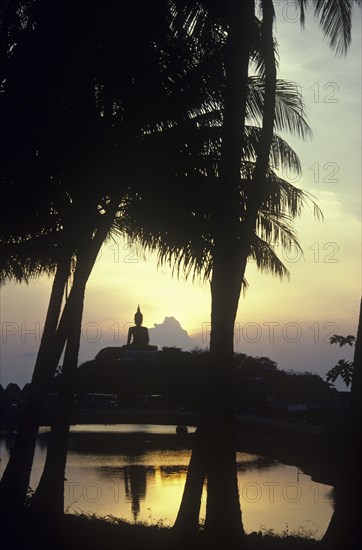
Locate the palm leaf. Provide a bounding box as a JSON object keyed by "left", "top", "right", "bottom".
{"left": 243, "top": 127, "right": 303, "bottom": 174}
{"left": 247, "top": 77, "right": 312, "bottom": 140}
{"left": 249, "top": 234, "right": 290, "bottom": 280}
{"left": 260, "top": 171, "right": 324, "bottom": 221}
{"left": 314, "top": 0, "right": 353, "bottom": 56}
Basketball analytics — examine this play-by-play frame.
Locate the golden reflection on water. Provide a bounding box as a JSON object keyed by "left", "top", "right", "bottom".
{"left": 0, "top": 428, "right": 333, "bottom": 539}
{"left": 62, "top": 448, "right": 199, "bottom": 526}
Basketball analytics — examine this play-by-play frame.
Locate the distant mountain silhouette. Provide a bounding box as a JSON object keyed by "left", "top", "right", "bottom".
{"left": 148, "top": 316, "right": 199, "bottom": 351}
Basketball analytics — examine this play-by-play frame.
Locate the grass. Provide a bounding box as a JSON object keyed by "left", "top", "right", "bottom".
{"left": 246, "top": 526, "right": 319, "bottom": 549}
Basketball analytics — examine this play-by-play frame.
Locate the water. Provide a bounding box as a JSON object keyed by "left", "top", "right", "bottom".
{"left": 0, "top": 424, "right": 334, "bottom": 538}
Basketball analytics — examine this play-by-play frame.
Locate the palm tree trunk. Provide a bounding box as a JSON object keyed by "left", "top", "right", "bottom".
{"left": 30, "top": 283, "right": 86, "bottom": 517}
{"left": 204, "top": 410, "right": 243, "bottom": 546}
{"left": 205, "top": 0, "right": 276, "bottom": 541}
{"left": 0, "top": 202, "right": 118, "bottom": 514}
{"left": 204, "top": 0, "right": 255, "bottom": 541}
{"left": 173, "top": 424, "right": 207, "bottom": 535}
{"left": 174, "top": 0, "right": 255, "bottom": 539}
{"left": 210, "top": 0, "right": 254, "bottom": 359}
{"left": 30, "top": 203, "right": 119, "bottom": 516}
{"left": 0, "top": 253, "right": 71, "bottom": 512}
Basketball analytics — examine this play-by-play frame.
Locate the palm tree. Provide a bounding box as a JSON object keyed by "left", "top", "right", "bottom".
{"left": 29, "top": 199, "right": 121, "bottom": 516}
{"left": 1, "top": 0, "right": 358, "bottom": 533}
{"left": 0, "top": 7, "right": 125, "bottom": 501}
{"left": 195, "top": 0, "right": 361, "bottom": 377}
{"left": 0, "top": 0, "right": 232, "bottom": 515}
{"left": 127, "top": 0, "right": 359, "bottom": 540}
{"left": 0, "top": 197, "right": 120, "bottom": 512}
{"left": 124, "top": 77, "right": 319, "bottom": 542}
{"left": 0, "top": 0, "right": 174, "bottom": 512}
{"left": 0, "top": 187, "right": 87, "bottom": 512}
{"left": 29, "top": 4, "right": 240, "bottom": 519}
{"left": 161, "top": 0, "right": 359, "bottom": 540}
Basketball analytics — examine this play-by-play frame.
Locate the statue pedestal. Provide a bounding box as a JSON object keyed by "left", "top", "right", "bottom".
{"left": 123, "top": 349, "right": 158, "bottom": 364}
{"left": 95, "top": 347, "right": 125, "bottom": 361}
{"left": 95, "top": 346, "right": 158, "bottom": 364}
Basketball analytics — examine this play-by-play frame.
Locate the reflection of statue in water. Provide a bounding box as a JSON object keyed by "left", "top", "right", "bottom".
{"left": 123, "top": 465, "right": 148, "bottom": 521}
{"left": 125, "top": 305, "right": 157, "bottom": 351}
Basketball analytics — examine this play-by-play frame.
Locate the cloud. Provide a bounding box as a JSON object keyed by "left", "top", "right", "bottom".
{"left": 148, "top": 316, "right": 199, "bottom": 351}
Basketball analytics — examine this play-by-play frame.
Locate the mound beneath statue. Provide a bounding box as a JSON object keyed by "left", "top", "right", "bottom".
{"left": 95, "top": 346, "right": 158, "bottom": 362}
{"left": 71, "top": 347, "right": 206, "bottom": 412}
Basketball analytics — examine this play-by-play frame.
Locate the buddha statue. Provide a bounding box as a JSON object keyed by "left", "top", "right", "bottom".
{"left": 95, "top": 305, "right": 157, "bottom": 361}
{"left": 125, "top": 305, "right": 158, "bottom": 351}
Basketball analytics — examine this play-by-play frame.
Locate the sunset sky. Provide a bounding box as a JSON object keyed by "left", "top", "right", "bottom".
{"left": 1, "top": 4, "right": 361, "bottom": 389}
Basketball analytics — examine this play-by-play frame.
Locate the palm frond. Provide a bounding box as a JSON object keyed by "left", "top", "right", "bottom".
{"left": 249, "top": 234, "right": 290, "bottom": 280}
{"left": 266, "top": 172, "right": 323, "bottom": 220}
{"left": 0, "top": 232, "right": 70, "bottom": 285}
{"left": 243, "top": 127, "right": 303, "bottom": 174}
{"left": 255, "top": 211, "right": 304, "bottom": 260}
{"left": 247, "top": 77, "right": 312, "bottom": 140}
{"left": 295, "top": 0, "right": 309, "bottom": 27}
{"left": 314, "top": 0, "right": 353, "bottom": 56}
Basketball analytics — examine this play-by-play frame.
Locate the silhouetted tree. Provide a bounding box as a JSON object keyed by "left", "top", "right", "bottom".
{"left": 1, "top": 1, "right": 359, "bottom": 541}
{"left": 158, "top": 0, "right": 360, "bottom": 543}
{"left": 322, "top": 298, "right": 362, "bottom": 548}
{"left": 29, "top": 203, "right": 119, "bottom": 516}
{"left": 131, "top": 3, "right": 315, "bottom": 542}
{"left": 326, "top": 334, "right": 356, "bottom": 388}
{"left": 0, "top": 0, "right": 183, "bottom": 512}
{"left": 0, "top": 0, "right": 236, "bottom": 517}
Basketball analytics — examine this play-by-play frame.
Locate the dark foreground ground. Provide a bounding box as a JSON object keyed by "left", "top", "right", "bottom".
{"left": 3, "top": 511, "right": 321, "bottom": 550}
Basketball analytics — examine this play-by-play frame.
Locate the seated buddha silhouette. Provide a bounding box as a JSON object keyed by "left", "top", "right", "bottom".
{"left": 125, "top": 305, "right": 157, "bottom": 351}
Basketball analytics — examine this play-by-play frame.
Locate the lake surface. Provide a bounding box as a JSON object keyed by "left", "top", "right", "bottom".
{"left": 0, "top": 424, "right": 334, "bottom": 539}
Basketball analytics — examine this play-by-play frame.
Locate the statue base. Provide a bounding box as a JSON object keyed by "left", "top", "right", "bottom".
{"left": 123, "top": 348, "right": 158, "bottom": 364}
{"left": 95, "top": 346, "right": 158, "bottom": 363}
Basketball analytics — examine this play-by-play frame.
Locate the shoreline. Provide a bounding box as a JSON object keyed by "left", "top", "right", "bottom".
{"left": 1, "top": 409, "right": 336, "bottom": 486}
